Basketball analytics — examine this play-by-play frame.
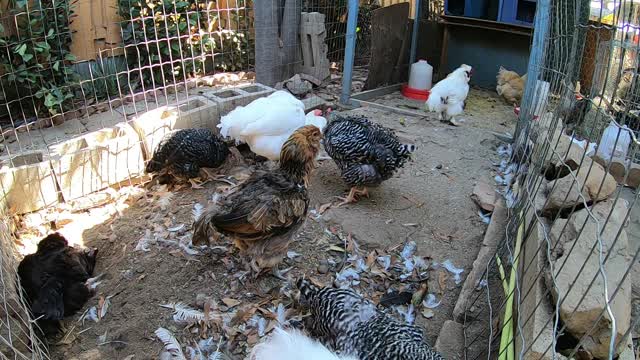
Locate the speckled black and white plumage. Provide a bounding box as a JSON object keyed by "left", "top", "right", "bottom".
{"left": 297, "top": 279, "right": 444, "bottom": 360}
{"left": 323, "top": 115, "right": 415, "bottom": 187}
{"left": 145, "top": 128, "right": 230, "bottom": 178}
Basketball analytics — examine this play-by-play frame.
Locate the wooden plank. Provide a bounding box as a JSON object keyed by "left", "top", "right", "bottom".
{"left": 364, "top": 3, "right": 410, "bottom": 90}
{"left": 351, "top": 83, "right": 402, "bottom": 101}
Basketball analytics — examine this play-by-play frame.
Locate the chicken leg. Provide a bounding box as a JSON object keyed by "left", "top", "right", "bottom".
{"left": 336, "top": 186, "right": 369, "bottom": 207}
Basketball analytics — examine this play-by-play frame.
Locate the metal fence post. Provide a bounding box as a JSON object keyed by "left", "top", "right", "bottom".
{"left": 409, "top": 0, "right": 422, "bottom": 66}
{"left": 340, "top": 0, "right": 360, "bottom": 105}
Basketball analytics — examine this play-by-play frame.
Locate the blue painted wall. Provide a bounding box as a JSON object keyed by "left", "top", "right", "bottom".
{"left": 441, "top": 26, "right": 531, "bottom": 88}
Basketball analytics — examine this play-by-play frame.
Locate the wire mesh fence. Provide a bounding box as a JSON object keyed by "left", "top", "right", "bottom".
{"left": 462, "top": 1, "right": 640, "bottom": 360}
{"left": 0, "top": 0, "right": 356, "bottom": 357}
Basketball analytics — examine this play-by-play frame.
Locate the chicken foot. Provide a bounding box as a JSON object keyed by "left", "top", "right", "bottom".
{"left": 249, "top": 260, "right": 290, "bottom": 281}
{"left": 335, "top": 186, "right": 369, "bottom": 207}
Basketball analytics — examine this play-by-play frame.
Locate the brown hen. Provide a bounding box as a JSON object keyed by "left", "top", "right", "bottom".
{"left": 496, "top": 66, "right": 527, "bottom": 105}
{"left": 192, "top": 125, "right": 322, "bottom": 278}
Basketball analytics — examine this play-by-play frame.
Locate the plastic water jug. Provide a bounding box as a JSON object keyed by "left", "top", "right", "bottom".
{"left": 596, "top": 121, "right": 632, "bottom": 161}
{"left": 408, "top": 60, "right": 433, "bottom": 90}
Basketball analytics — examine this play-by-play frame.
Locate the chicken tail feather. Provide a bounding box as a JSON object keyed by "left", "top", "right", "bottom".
{"left": 192, "top": 206, "right": 221, "bottom": 246}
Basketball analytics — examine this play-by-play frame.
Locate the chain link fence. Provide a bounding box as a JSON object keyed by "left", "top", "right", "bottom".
{"left": 462, "top": 1, "right": 640, "bottom": 360}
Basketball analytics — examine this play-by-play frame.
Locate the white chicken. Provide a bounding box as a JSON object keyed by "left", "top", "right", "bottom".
{"left": 425, "top": 64, "right": 473, "bottom": 126}
{"left": 250, "top": 327, "right": 357, "bottom": 360}
{"left": 218, "top": 90, "right": 328, "bottom": 160}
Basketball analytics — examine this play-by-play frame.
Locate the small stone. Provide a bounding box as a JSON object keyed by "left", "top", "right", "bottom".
{"left": 285, "top": 74, "right": 313, "bottom": 96}
{"left": 545, "top": 162, "right": 617, "bottom": 213}
{"left": 471, "top": 181, "right": 497, "bottom": 212}
{"left": 317, "top": 264, "right": 329, "bottom": 274}
{"left": 422, "top": 309, "right": 434, "bottom": 319}
{"left": 435, "top": 164, "right": 443, "bottom": 169}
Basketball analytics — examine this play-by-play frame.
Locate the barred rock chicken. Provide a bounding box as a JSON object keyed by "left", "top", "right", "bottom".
{"left": 250, "top": 327, "right": 357, "bottom": 360}
{"left": 192, "top": 125, "right": 322, "bottom": 278}
{"left": 323, "top": 114, "right": 415, "bottom": 206}
{"left": 17, "top": 233, "right": 98, "bottom": 336}
{"left": 218, "top": 90, "right": 328, "bottom": 160}
{"left": 145, "top": 128, "right": 230, "bottom": 178}
{"left": 426, "top": 64, "right": 472, "bottom": 125}
{"left": 297, "top": 279, "right": 443, "bottom": 360}
{"left": 496, "top": 66, "right": 527, "bottom": 105}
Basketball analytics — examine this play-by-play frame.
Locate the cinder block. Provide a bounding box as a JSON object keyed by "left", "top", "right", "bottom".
{"left": 297, "top": 12, "right": 330, "bottom": 81}
{"left": 0, "top": 151, "right": 59, "bottom": 214}
{"left": 202, "top": 83, "right": 275, "bottom": 116}
{"left": 173, "top": 95, "right": 219, "bottom": 130}
{"left": 49, "top": 123, "right": 145, "bottom": 201}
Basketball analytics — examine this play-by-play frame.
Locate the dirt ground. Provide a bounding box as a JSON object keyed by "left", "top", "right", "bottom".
{"left": 15, "top": 88, "right": 517, "bottom": 360}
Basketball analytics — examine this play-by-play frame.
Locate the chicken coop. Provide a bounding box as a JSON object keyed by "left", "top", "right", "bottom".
{"left": 0, "top": 0, "right": 639, "bottom": 360}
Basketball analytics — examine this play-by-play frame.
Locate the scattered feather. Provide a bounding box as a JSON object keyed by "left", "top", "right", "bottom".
{"left": 135, "top": 229, "right": 154, "bottom": 252}
{"left": 286, "top": 251, "right": 301, "bottom": 259}
{"left": 335, "top": 268, "right": 360, "bottom": 287}
{"left": 257, "top": 317, "right": 267, "bottom": 337}
{"left": 276, "top": 303, "right": 287, "bottom": 325}
{"left": 161, "top": 303, "right": 217, "bottom": 324}
{"left": 155, "top": 327, "right": 186, "bottom": 360}
{"left": 79, "top": 306, "right": 99, "bottom": 324}
{"left": 478, "top": 210, "right": 492, "bottom": 224}
{"left": 401, "top": 241, "right": 417, "bottom": 260}
{"left": 157, "top": 192, "right": 175, "bottom": 211}
{"left": 423, "top": 294, "right": 442, "bottom": 308}
{"left": 396, "top": 304, "right": 415, "bottom": 324}
{"left": 98, "top": 295, "right": 112, "bottom": 320}
{"left": 192, "top": 203, "right": 205, "bottom": 221}
{"left": 377, "top": 255, "right": 391, "bottom": 270}
{"left": 168, "top": 224, "right": 186, "bottom": 232}
{"left": 438, "top": 260, "right": 464, "bottom": 284}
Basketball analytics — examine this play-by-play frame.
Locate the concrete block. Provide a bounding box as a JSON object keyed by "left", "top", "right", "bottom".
{"left": 298, "top": 12, "right": 330, "bottom": 81}
{"left": 516, "top": 201, "right": 556, "bottom": 360}
{"left": 0, "top": 151, "right": 59, "bottom": 214}
{"left": 172, "top": 95, "right": 219, "bottom": 130}
{"left": 49, "top": 123, "right": 145, "bottom": 201}
{"left": 201, "top": 83, "right": 275, "bottom": 116}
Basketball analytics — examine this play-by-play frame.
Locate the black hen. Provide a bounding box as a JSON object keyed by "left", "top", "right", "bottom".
{"left": 17, "top": 233, "right": 98, "bottom": 336}
{"left": 146, "top": 128, "right": 230, "bottom": 178}
{"left": 323, "top": 114, "right": 415, "bottom": 206}
{"left": 297, "top": 279, "right": 443, "bottom": 360}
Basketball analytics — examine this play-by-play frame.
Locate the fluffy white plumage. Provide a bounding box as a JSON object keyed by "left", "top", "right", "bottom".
{"left": 249, "top": 328, "right": 358, "bottom": 360}
{"left": 217, "top": 90, "right": 327, "bottom": 160}
{"left": 426, "top": 64, "right": 472, "bottom": 123}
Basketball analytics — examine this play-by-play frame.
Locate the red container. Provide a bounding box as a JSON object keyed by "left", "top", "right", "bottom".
{"left": 402, "top": 83, "right": 430, "bottom": 101}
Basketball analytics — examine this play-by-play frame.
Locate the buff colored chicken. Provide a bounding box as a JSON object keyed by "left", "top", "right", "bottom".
{"left": 192, "top": 125, "right": 322, "bottom": 279}
{"left": 496, "top": 66, "right": 527, "bottom": 105}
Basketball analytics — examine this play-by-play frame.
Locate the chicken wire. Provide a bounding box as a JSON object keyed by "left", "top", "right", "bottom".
{"left": 0, "top": 0, "right": 350, "bottom": 357}
{"left": 0, "top": 217, "right": 49, "bottom": 360}
{"left": 462, "top": 1, "right": 640, "bottom": 360}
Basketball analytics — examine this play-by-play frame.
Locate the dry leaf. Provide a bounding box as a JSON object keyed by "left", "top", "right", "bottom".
{"left": 328, "top": 245, "right": 345, "bottom": 253}
{"left": 222, "top": 298, "right": 241, "bottom": 308}
{"left": 317, "top": 202, "right": 332, "bottom": 214}
{"left": 189, "top": 179, "right": 205, "bottom": 189}
{"left": 438, "top": 270, "right": 448, "bottom": 296}
{"left": 422, "top": 309, "right": 434, "bottom": 319}
{"left": 411, "top": 283, "right": 429, "bottom": 307}
{"left": 230, "top": 305, "right": 257, "bottom": 326}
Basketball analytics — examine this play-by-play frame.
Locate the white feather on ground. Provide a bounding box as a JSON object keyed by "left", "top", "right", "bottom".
{"left": 155, "top": 327, "right": 187, "bottom": 360}
{"left": 249, "top": 328, "right": 358, "bottom": 360}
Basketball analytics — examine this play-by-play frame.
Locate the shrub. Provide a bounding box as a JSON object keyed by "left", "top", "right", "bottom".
{"left": 0, "top": 0, "right": 80, "bottom": 120}
{"left": 118, "top": 0, "right": 254, "bottom": 88}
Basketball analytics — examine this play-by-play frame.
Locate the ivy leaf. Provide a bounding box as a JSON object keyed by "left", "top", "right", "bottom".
{"left": 15, "top": 43, "right": 27, "bottom": 56}
{"left": 21, "top": 53, "right": 33, "bottom": 62}
{"left": 53, "top": 61, "right": 60, "bottom": 71}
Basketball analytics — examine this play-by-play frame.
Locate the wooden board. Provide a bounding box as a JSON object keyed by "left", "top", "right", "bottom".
{"left": 364, "top": 3, "right": 410, "bottom": 91}
{"left": 70, "top": 0, "right": 122, "bottom": 61}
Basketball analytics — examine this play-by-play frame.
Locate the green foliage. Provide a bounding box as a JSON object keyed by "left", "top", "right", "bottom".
{"left": 118, "top": 0, "right": 254, "bottom": 87}
{"left": 0, "top": 0, "right": 80, "bottom": 119}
